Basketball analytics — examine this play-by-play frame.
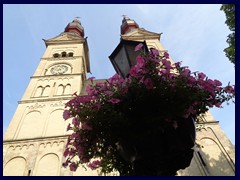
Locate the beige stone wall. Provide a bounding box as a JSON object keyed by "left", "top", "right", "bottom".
{"left": 3, "top": 137, "right": 107, "bottom": 176}
{"left": 4, "top": 100, "right": 72, "bottom": 141}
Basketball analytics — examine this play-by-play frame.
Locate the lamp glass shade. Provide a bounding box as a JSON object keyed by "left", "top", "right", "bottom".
{"left": 113, "top": 46, "right": 130, "bottom": 77}
{"left": 109, "top": 39, "right": 148, "bottom": 77}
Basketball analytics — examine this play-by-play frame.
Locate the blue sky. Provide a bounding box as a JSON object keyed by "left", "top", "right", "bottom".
{"left": 3, "top": 4, "right": 235, "bottom": 144}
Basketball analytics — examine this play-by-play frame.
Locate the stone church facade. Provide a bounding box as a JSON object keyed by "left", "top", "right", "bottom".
{"left": 3, "top": 17, "right": 235, "bottom": 176}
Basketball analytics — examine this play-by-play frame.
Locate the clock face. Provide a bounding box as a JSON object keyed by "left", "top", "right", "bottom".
{"left": 50, "top": 65, "right": 68, "bottom": 75}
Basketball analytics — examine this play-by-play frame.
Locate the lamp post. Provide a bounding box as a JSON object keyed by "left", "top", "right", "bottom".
{"left": 109, "top": 39, "right": 148, "bottom": 78}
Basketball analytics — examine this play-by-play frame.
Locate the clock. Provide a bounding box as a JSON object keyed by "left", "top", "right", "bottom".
{"left": 50, "top": 65, "right": 68, "bottom": 75}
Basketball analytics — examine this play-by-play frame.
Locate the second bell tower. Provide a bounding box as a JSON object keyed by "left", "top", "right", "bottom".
{"left": 3, "top": 18, "right": 98, "bottom": 176}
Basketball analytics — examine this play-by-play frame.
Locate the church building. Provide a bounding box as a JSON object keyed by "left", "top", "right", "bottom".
{"left": 3, "top": 17, "right": 235, "bottom": 176}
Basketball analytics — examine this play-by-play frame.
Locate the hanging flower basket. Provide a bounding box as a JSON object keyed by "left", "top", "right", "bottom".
{"left": 62, "top": 45, "right": 235, "bottom": 176}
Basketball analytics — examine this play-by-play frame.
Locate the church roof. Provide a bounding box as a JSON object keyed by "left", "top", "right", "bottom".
{"left": 44, "top": 32, "right": 85, "bottom": 46}
{"left": 121, "top": 28, "right": 162, "bottom": 41}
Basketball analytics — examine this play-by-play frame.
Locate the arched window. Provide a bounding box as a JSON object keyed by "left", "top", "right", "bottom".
{"left": 35, "top": 86, "right": 43, "bottom": 97}
{"left": 64, "top": 84, "right": 71, "bottom": 95}
{"left": 42, "top": 85, "right": 50, "bottom": 97}
{"left": 61, "top": 52, "right": 67, "bottom": 57}
{"left": 53, "top": 53, "right": 60, "bottom": 58}
{"left": 45, "top": 109, "right": 65, "bottom": 136}
{"left": 4, "top": 157, "right": 26, "bottom": 176}
{"left": 56, "top": 85, "right": 64, "bottom": 96}
{"left": 35, "top": 154, "right": 59, "bottom": 176}
{"left": 18, "top": 111, "right": 43, "bottom": 139}
{"left": 68, "top": 52, "right": 74, "bottom": 57}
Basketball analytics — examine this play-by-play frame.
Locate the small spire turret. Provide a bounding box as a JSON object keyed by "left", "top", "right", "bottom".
{"left": 121, "top": 16, "right": 139, "bottom": 35}
{"left": 64, "top": 18, "right": 84, "bottom": 37}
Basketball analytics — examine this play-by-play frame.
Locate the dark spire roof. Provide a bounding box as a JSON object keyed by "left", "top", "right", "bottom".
{"left": 64, "top": 18, "right": 84, "bottom": 37}
{"left": 121, "top": 16, "right": 139, "bottom": 35}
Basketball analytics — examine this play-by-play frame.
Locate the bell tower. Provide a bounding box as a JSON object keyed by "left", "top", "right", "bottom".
{"left": 3, "top": 19, "right": 97, "bottom": 176}
{"left": 119, "top": 16, "right": 235, "bottom": 176}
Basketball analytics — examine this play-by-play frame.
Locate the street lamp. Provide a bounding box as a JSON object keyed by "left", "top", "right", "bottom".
{"left": 109, "top": 39, "right": 148, "bottom": 78}
{"left": 109, "top": 39, "right": 196, "bottom": 175}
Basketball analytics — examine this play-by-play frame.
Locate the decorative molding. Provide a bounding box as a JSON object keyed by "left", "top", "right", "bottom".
{"left": 42, "top": 56, "right": 79, "bottom": 61}
{"left": 57, "top": 76, "right": 74, "bottom": 81}
{"left": 31, "top": 73, "right": 84, "bottom": 79}
{"left": 28, "top": 103, "right": 46, "bottom": 110}
{"left": 5, "top": 140, "right": 65, "bottom": 152}
{"left": 3, "top": 135, "right": 69, "bottom": 144}
{"left": 37, "top": 78, "right": 55, "bottom": 82}
{"left": 38, "top": 139, "right": 66, "bottom": 148}
{"left": 18, "top": 97, "right": 73, "bottom": 104}
{"left": 50, "top": 101, "right": 65, "bottom": 107}
{"left": 52, "top": 46, "right": 78, "bottom": 49}
{"left": 7, "top": 143, "right": 35, "bottom": 151}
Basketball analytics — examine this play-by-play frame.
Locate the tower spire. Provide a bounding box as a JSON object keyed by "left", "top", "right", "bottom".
{"left": 121, "top": 15, "right": 139, "bottom": 35}
{"left": 64, "top": 18, "right": 84, "bottom": 37}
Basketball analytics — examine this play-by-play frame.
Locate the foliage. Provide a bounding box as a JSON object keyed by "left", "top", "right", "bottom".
{"left": 220, "top": 4, "right": 235, "bottom": 64}
{"left": 62, "top": 45, "right": 235, "bottom": 175}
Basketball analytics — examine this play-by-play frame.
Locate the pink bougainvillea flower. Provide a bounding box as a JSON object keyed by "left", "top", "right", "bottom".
{"left": 63, "top": 148, "right": 69, "bottom": 157}
{"left": 109, "top": 73, "right": 121, "bottom": 83}
{"left": 104, "top": 90, "right": 114, "bottom": 96}
{"left": 108, "top": 98, "right": 121, "bottom": 104}
{"left": 150, "top": 48, "right": 159, "bottom": 56}
{"left": 215, "top": 102, "right": 222, "bottom": 108}
{"left": 136, "top": 56, "right": 146, "bottom": 68}
{"left": 213, "top": 79, "right": 222, "bottom": 86}
{"left": 198, "top": 72, "right": 206, "bottom": 80}
{"left": 69, "top": 162, "right": 78, "bottom": 172}
{"left": 72, "top": 117, "right": 80, "bottom": 127}
{"left": 143, "top": 78, "right": 154, "bottom": 89}
{"left": 129, "top": 66, "right": 138, "bottom": 76}
{"left": 174, "top": 61, "right": 181, "bottom": 69}
{"left": 181, "top": 68, "right": 191, "bottom": 77}
{"left": 86, "top": 86, "right": 97, "bottom": 96}
{"left": 66, "top": 123, "right": 71, "bottom": 131}
{"left": 63, "top": 110, "right": 71, "bottom": 120}
{"left": 87, "top": 160, "right": 101, "bottom": 170}
{"left": 161, "top": 59, "right": 171, "bottom": 69}
{"left": 164, "top": 52, "right": 169, "bottom": 58}
{"left": 134, "top": 43, "right": 143, "bottom": 51}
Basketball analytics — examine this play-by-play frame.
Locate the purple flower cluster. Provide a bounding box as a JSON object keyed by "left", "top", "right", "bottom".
{"left": 62, "top": 44, "right": 235, "bottom": 174}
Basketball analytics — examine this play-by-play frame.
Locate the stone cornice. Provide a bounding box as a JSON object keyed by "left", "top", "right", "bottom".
{"left": 122, "top": 34, "right": 161, "bottom": 41}
{"left": 30, "top": 73, "right": 84, "bottom": 79}
{"left": 3, "top": 135, "right": 69, "bottom": 144}
{"left": 41, "top": 56, "right": 81, "bottom": 61}
{"left": 196, "top": 121, "right": 219, "bottom": 125}
{"left": 44, "top": 32, "right": 85, "bottom": 47}
{"left": 18, "top": 97, "right": 73, "bottom": 104}
{"left": 121, "top": 28, "right": 162, "bottom": 41}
